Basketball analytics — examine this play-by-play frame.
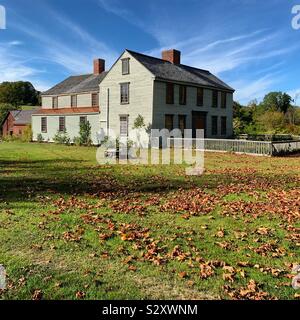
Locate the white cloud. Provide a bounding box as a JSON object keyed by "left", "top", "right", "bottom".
{"left": 2, "top": 7, "right": 118, "bottom": 91}
{"left": 287, "top": 88, "right": 300, "bottom": 103}
{"left": 12, "top": 14, "right": 117, "bottom": 74}
{"left": 231, "top": 72, "right": 282, "bottom": 103}
{"left": 0, "top": 42, "right": 40, "bottom": 80}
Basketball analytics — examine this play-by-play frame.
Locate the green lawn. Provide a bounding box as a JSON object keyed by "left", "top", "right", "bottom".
{"left": 0, "top": 142, "right": 299, "bottom": 300}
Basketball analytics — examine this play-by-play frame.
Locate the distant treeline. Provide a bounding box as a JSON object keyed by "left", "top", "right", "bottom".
{"left": 0, "top": 81, "right": 40, "bottom": 125}
{"left": 234, "top": 92, "right": 300, "bottom": 135}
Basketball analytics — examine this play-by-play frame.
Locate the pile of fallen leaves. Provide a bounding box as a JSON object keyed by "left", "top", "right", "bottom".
{"left": 224, "top": 280, "right": 276, "bottom": 300}
{"left": 160, "top": 188, "right": 219, "bottom": 216}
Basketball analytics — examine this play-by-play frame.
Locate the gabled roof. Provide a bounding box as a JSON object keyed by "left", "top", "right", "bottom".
{"left": 5, "top": 109, "right": 37, "bottom": 125}
{"left": 126, "top": 49, "right": 234, "bottom": 92}
{"left": 42, "top": 72, "right": 108, "bottom": 96}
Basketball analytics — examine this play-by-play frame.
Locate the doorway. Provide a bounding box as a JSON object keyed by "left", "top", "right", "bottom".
{"left": 192, "top": 111, "right": 207, "bottom": 138}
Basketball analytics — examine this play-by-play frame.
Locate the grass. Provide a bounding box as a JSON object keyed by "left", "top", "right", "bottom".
{"left": 0, "top": 141, "right": 299, "bottom": 300}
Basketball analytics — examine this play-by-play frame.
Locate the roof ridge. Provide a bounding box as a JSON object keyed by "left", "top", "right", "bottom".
{"left": 126, "top": 49, "right": 171, "bottom": 64}
{"left": 127, "top": 49, "right": 210, "bottom": 73}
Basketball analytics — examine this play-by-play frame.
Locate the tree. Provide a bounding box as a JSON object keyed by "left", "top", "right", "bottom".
{"left": 0, "top": 103, "right": 14, "bottom": 126}
{"left": 255, "top": 111, "right": 285, "bottom": 133}
{"left": 0, "top": 81, "right": 40, "bottom": 107}
{"left": 260, "top": 92, "right": 292, "bottom": 114}
{"left": 79, "top": 121, "right": 92, "bottom": 146}
{"left": 233, "top": 101, "right": 255, "bottom": 135}
{"left": 133, "top": 114, "right": 146, "bottom": 129}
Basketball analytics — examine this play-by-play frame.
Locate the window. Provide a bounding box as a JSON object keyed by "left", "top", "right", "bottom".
{"left": 120, "top": 83, "right": 130, "bottom": 104}
{"left": 221, "top": 92, "right": 227, "bottom": 108}
{"left": 71, "top": 95, "right": 77, "bottom": 108}
{"left": 59, "top": 117, "right": 65, "bottom": 132}
{"left": 122, "top": 58, "right": 130, "bottom": 75}
{"left": 41, "top": 117, "right": 47, "bottom": 133}
{"left": 120, "top": 115, "right": 128, "bottom": 136}
{"left": 166, "top": 83, "right": 174, "bottom": 104}
{"left": 211, "top": 116, "right": 218, "bottom": 136}
{"left": 92, "top": 93, "right": 99, "bottom": 107}
{"left": 165, "top": 114, "right": 174, "bottom": 131}
{"left": 212, "top": 90, "right": 218, "bottom": 108}
{"left": 179, "top": 85, "right": 187, "bottom": 105}
{"left": 178, "top": 115, "right": 186, "bottom": 135}
{"left": 52, "top": 97, "right": 58, "bottom": 109}
{"left": 80, "top": 116, "right": 87, "bottom": 126}
{"left": 197, "top": 88, "right": 204, "bottom": 106}
{"left": 221, "top": 117, "right": 227, "bottom": 136}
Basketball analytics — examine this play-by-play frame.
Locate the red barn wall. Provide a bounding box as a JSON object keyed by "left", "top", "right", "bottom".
{"left": 2, "top": 113, "right": 15, "bottom": 136}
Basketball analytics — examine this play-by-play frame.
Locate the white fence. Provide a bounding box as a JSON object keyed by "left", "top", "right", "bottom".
{"left": 168, "top": 138, "right": 300, "bottom": 156}
{"left": 271, "top": 141, "right": 300, "bottom": 155}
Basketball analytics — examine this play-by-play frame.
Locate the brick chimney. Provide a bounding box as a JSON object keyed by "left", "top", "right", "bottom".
{"left": 162, "top": 49, "right": 181, "bottom": 64}
{"left": 93, "top": 58, "right": 105, "bottom": 75}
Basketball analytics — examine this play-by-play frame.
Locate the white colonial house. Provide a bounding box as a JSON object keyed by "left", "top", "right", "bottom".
{"left": 32, "top": 49, "right": 234, "bottom": 144}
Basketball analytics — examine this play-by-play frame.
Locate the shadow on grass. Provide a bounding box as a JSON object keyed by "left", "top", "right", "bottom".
{"left": 0, "top": 157, "right": 299, "bottom": 204}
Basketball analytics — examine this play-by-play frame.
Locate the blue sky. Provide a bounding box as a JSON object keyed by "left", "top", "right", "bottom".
{"left": 1, "top": 0, "right": 300, "bottom": 104}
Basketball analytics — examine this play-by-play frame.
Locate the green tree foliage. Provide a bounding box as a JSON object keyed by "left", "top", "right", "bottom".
{"left": 21, "top": 125, "right": 33, "bottom": 142}
{"left": 0, "top": 103, "right": 14, "bottom": 125}
{"left": 133, "top": 114, "right": 146, "bottom": 129}
{"left": 53, "top": 130, "right": 71, "bottom": 145}
{"left": 233, "top": 101, "right": 256, "bottom": 134}
{"left": 255, "top": 111, "right": 285, "bottom": 133}
{"left": 0, "top": 81, "right": 40, "bottom": 107}
{"left": 79, "top": 121, "right": 92, "bottom": 146}
{"left": 234, "top": 92, "right": 300, "bottom": 136}
{"left": 260, "top": 92, "right": 292, "bottom": 114}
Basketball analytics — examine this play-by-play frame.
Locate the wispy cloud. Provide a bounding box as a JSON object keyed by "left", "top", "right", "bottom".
{"left": 231, "top": 72, "right": 283, "bottom": 103}
{"left": 97, "top": 0, "right": 175, "bottom": 44}
{"left": 97, "top": 0, "right": 133, "bottom": 19}
{"left": 287, "top": 88, "right": 300, "bottom": 103}
{"left": 2, "top": 5, "right": 118, "bottom": 91}
{"left": 12, "top": 11, "right": 117, "bottom": 74}
{"left": 0, "top": 40, "right": 50, "bottom": 90}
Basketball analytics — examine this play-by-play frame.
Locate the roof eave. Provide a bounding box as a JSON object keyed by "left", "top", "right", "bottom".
{"left": 154, "top": 77, "right": 235, "bottom": 93}
{"left": 41, "top": 89, "right": 100, "bottom": 97}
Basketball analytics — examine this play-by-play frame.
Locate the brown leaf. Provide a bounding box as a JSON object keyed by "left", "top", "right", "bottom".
{"left": 199, "top": 264, "right": 214, "bottom": 279}
{"left": 178, "top": 271, "right": 188, "bottom": 279}
{"left": 75, "top": 291, "right": 85, "bottom": 299}
{"left": 32, "top": 290, "right": 43, "bottom": 300}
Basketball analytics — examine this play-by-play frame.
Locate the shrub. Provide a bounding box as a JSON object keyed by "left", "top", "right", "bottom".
{"left": 133, "top": 114, "right": 146, "bottom": 129}
{"left": 255, "top": 111, "right": 285, "bottom": 134}
{"left": 53, "top": 130, "right": 70, "bottom": 145}
{"left": 2, "top": 134, "right": 20, "bottom": 142}
{"left": 36, "top": 134, "right": 44, "bottom": 143}
{"left": 21, "top": 125, "right": 33, "bottom": 142}
{"left": 73, "top": 137, "right": 81, "bottom": 146}
{"left": 79, "top": 121, "right": 92, "bottom": 146}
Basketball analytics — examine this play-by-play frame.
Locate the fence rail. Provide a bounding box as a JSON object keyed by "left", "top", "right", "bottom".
{"left": 168, "top": 138, "right": 300, "bottom": 156}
